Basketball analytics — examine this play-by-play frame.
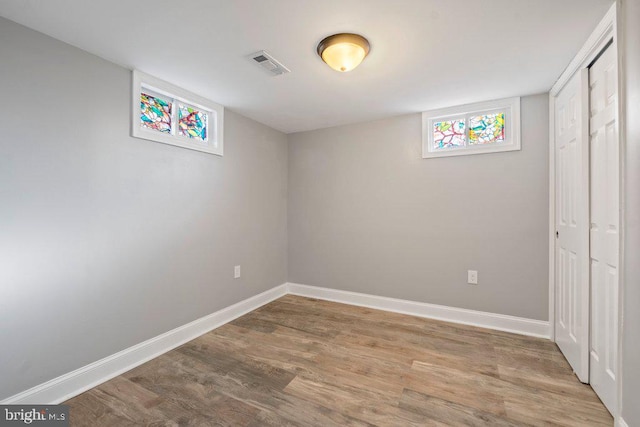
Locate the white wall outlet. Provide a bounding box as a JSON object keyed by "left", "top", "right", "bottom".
{"left": 234, "top": 265, "right": 241, "bottom": 279}
{"left": 468, "top": 270, "right": 478, "bottom": 285}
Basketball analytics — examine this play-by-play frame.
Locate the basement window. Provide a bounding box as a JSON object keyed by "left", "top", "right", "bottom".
{"left": 422, "top": 97, "right": 520, "bottom": 158}
{"left": 132, "top": 70, "right": 224, "bottom": 156}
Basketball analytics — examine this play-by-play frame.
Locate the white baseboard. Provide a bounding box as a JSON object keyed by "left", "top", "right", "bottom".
{"left": 2, "top": 281, "right": 551, "bottom": 404}
{"left": 616, "top": 417, "right": 629, "bottom": 427}
{"left": 1, "top": 284, "right": 288, "bottom": 405}
{"left": 286, "top": 283, "right": 550, "bottom": 339}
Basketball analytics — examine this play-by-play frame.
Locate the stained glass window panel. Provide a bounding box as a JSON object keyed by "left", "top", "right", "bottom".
{"left": 469, "top": 112, "right": 505, "bottom": 145}
{"left": 178, "top": 105, "right": 208, "bottom": 141}
{"left": 433, "top": 119, "right": 466, "bottom": 149}
{"left": 140, "top": 93, "right": 172, "bottom": 133}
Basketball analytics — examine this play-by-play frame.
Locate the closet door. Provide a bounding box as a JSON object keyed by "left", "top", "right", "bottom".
{"left": 588, "top": 43, "right": 619, "bottom": 414}
{"left": 554, "top": 69, "right": 590, "bottom": 382}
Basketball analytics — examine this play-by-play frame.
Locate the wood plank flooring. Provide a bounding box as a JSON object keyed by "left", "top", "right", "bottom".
{"left": 66, "top": 295, "right": 613, "bottom": 426}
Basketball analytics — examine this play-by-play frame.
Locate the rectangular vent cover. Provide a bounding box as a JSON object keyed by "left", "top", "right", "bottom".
{"left": 247, "top": 50, "right": 290, "bottom": 76}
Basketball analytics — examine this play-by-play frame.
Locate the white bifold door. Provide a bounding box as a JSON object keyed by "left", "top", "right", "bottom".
{"left": 588, "top": 44, "right": 619, "bottom": 415}
{"left": 554, "top": 42, "right": 619, "bottom": 415}
{"left": 554, "top": 69, "right": 590, "bottom": 383}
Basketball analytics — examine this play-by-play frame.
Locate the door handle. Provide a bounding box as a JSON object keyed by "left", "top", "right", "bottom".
{"left": 556, "top": 231, "right": 559, "bottom": 239}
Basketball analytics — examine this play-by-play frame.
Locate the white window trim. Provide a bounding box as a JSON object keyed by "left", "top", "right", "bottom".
{"left": 132, "top": 70, "right": 224, "bottom": 156}
{"left": 422, "top": 97, "right": 521, "bottom": 159}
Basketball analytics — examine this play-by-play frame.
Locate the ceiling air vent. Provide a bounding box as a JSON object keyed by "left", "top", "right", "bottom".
{"left": 248, "top": 50, "right": 290, "bottom": 76}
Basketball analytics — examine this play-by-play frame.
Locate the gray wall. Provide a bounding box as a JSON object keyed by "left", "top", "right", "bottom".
{"left": 288, "top": 94, "right": 549, "bottom": 320}
{"left": 620, "top": 0, "right": 640, "bottom": 424}
{"left": 0, "top": 18, "right": 288, "bottom": 400}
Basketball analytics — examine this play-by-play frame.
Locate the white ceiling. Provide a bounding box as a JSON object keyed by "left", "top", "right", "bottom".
{"left": 0, "top": 0, "right": 613, "bottom": 133}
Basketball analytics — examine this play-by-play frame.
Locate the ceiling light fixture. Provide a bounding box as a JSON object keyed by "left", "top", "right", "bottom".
{"left": 316, "top": 33, "right": 370, "bottom": 72}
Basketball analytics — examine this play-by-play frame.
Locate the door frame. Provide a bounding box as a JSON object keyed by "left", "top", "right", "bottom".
{"left": 548, "top": 1, "right": 624, "bottom": 420}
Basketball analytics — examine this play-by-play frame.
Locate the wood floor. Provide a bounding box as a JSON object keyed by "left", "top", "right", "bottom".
{"left": 66, "top": 295, "right": 613, "bottom": 426}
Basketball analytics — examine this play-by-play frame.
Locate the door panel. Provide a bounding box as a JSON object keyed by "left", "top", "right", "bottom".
{"left": 588, "top": 43, "right": 618, "bottom": 414}
{"left": 554, "top": 69, "right": 590, "bottom": 383}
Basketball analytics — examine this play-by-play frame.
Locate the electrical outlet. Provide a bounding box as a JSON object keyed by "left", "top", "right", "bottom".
{"left": 234, "top": 265, "right": 241, "bottom": 279}
{"left": 468, "top": 270, "right": 478, "bottom": 285}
